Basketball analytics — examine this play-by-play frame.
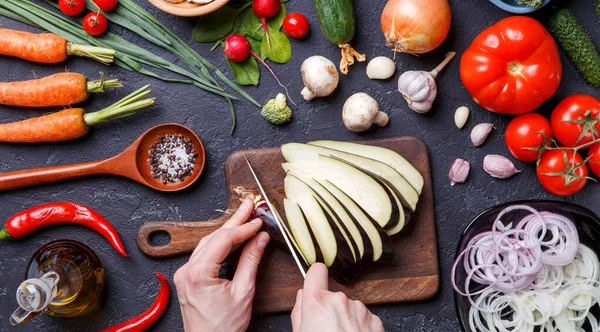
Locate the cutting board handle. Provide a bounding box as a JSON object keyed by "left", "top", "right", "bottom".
{"left": 137, "top": 218, "right": 227, "bottom": 258}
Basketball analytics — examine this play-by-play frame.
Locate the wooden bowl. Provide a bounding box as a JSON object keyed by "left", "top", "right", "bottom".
{"left": 146, "top": 0, "right": 229, "bottom": 17}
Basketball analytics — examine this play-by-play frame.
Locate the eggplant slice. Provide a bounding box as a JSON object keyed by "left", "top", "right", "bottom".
{"left": 281, "top": 142, "right": 419, "bottom": 212}
{"left": 308, "top": 140, "right": 424, "bottom": 195}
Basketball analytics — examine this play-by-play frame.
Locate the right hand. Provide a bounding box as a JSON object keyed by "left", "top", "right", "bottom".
{"left": 291, "top": 263, "right": 384, "bottom": 332}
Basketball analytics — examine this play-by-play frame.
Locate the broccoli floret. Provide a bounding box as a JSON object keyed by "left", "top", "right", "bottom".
{"left": 515, "top": 0, "right": 542, "bottom": 8}
{"left": 261, "top": 93, "right": 292, "bottom": 125}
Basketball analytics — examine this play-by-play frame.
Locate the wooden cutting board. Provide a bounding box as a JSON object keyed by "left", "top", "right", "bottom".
{"left": 137, "top": 137, "right": 439, "bottom": 313}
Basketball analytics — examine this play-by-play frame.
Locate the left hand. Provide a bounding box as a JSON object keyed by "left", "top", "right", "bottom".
{"left": 174, "top": 198, "right": 270, "bottom": 332}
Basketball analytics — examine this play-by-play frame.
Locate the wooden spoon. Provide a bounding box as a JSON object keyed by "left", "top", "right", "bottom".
{"left": 0, "top": 123, "right": 205, "bottom": 192}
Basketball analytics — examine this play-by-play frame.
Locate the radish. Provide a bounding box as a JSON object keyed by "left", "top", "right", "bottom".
{"left": 252, "top": 0, "right": 281, "bottom": 47}
{"left": 222, "top": 34, "right": 295, "bottom": 105}
{"left": 223, "top": 34, "right": 251, "bottom": 63}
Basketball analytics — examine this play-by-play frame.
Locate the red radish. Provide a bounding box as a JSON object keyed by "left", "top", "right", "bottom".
{"left": 223, "top": 34, "right": 251, "bottom": 62}
{"left": 223, "top": 34, "right": 295, "bottom": 105}
{"left": 283, "top": 13, "right": 309, "bottom": 39}
{"left": 252, "top": 0, "right": 281, "bottom": 46}
{"left": 83, "top": 12, "right": 108, "bottom": 36}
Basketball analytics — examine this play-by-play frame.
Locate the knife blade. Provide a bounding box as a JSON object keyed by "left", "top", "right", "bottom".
{"left": 245, "top": 157, "right": 306, "bottom": 278}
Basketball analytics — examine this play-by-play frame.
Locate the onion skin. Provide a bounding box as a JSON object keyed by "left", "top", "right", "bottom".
{"left": 380, "top": 0, "right": 451, "bottom": 54}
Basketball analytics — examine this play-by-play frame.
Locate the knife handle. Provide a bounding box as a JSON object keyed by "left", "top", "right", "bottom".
{"left": 137, "top": 218, "right": 227, "bottom": 258}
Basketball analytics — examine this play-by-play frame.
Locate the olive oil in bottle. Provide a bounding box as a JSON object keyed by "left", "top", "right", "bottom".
{"left": 10, "top": 240, "right": 105, "bottom": 325}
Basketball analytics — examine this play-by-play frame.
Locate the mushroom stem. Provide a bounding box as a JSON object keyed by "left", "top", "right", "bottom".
{"left": 374, "top": 112, "right": 389, "bottom": 127}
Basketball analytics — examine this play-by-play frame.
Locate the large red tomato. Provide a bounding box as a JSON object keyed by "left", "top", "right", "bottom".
{"left": 460, "top": 16, "right": 562, "bottom": 114}
{"left": 536, "top": 150, "right": 588, "bottom": 196}
{"left": 550, "top": 94, "right": 600, "bottom": 148}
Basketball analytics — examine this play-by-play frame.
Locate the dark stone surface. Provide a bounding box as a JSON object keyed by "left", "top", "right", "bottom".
{"left": 0, "top": 0, "right": 598, "bottom": 331}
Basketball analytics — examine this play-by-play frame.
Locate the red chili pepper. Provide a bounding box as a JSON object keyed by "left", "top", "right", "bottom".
{"left": 101, "top": 272, "right": 171, "bottom": 332}
{"left": 0, "top": 202, "right": 128, "bottom": 257}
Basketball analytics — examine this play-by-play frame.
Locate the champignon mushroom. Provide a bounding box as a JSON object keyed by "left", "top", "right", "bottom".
{"left": 342, "top": 93, "right": 389, "bottom": 132}
{"left": 301, "top": 56, "right": 340, "bottom": 101}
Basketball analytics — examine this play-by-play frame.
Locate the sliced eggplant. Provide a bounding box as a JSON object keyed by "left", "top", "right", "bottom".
{"left": 282, "top": 158, "right": 395, "bottom": 230}
{"left": 283, "top": 199, "right": 316, "bottom": 265}
{"left": 284, "top": 175, "right": 359, "bottom": 285}
{"left": 281, "top": 143, "right": 419, "bottom": 211}
{"left": 294, "top": 173, "right": 393, "bottom": 262}
{"left": 308, "top": 140, "right": 424, "bottom": 195}
{"left": 385, "top": 206, "right": 412, "bottom": 236}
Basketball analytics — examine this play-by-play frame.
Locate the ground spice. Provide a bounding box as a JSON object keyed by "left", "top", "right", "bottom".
{"left": 148, "top": 134, "right": 197, "bottom": 184}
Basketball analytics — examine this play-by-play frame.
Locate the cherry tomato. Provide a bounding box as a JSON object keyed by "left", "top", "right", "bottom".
{"left": 536, "top": 149, "right": 588, "bottom": 196}
{"left": 83, "top": 12, "right": 108, "bottom": 36}
{"left": 505, "top": 113, "right": 553, "bottom": 162}
{"left": 282, "top": 13, "right": 309, "bottom": 39}
{"left": 550, "top": 94, "right": 600, "bottom": 148}
{"left": 588, "top": 143, "right": 600, "bottom": 178}
{"left": 58, "top": 0, "right": 85, "bottom": 16}
{"left": 460, "top": 16, "right": 562, "bottom": 114}
{"left": 93, "top": 0, "right": 118, "bottom": 12}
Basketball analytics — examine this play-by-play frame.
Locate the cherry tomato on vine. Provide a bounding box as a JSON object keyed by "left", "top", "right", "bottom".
{"left": 505, "top": 113, "right": 553, "bottom": 162}
{"left": 588, "top": 143, "right": 600, "bottom": 178}
{"left": 551, "top": 94, "right": 600, "bottom": 148}
{"left": 58, "top": 0, "right": 85, "bottom": 16}
{"left": 93, "top": 0, "right": 118, "bottom": 12}
{"left": 536, "top": 149, "right": 588, "bottom": 196}
{"left": 282, "top": 13, "right": 309, "bottom": 39}
{"left": 83, "top": 12, "right": 108, "bottom": 36}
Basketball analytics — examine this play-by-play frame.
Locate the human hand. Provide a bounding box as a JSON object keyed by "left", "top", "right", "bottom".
{"left": 174, "top": 198, "right": 270, "bottom": 332}
{"left": 291, "top": 263, "right": 384, "bottom": 332}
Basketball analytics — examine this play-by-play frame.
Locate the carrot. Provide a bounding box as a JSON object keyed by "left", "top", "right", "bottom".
{"left": 0, "top": 73, "right": 122, "bottom": 107}
{"left": 0, "top": 27, "right": 115, "bottom": 65}
{"left": 0, "top": 85, "right": 155, "bottom": 143}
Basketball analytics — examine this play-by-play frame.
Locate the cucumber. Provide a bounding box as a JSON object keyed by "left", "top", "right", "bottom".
{"left": 548, "top": 9, "right": 600, "bottom": 87}
{"left": 312, "top": 0, "right": 355, "bottom": 45}
{"left": 311, "top": 0, "right": 365, "bottom": 74}
{"left": 597, "top": 0, "right": 600, "bottom": 20}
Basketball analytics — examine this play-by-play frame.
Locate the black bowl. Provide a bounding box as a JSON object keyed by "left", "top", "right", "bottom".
{"left": 453, "top": 200, "right": 600, "bottom": 332}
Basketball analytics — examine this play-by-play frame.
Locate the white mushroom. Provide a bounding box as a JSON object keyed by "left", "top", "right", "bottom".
{"left": 301, "top": 56, "right": 339, "bottom": 101}
{"left": 342, "top": 93, "right": 389, "bottom": 132}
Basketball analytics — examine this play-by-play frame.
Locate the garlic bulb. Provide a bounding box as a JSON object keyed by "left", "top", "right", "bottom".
{"left": 398, "top": 52, "right": 455, "bottom": 114}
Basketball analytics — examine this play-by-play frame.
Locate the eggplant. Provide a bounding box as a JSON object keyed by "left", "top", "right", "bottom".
{"left": 281, "top": 142, "right": 419, "bottom": 212}
{"left": 281, "top": 158, "right": 396, "bottom": 231}
{"left": 308, "top": 140, "right": 424, "bottom": 195}
{"left": 317, "top": 179, "right": 394, "bottom": 262}
{"left": 285, "top": 175, "right": 359, "bottom": 285}
{"left": 283, "top": 199, "right": 317, "bottom": 265}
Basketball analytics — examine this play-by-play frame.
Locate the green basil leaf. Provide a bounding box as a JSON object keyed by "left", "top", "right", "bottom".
{"left": 226, "top": 56, "right": 260, "bottom": 86}
{"left": 192, "top": 4, "right": 249, "bottom": 43}
{"left": 261, "top": 27, "right": 292, "bottom": 64}
{"left": 267, "top": 4, "right": 286, "bottom": 31}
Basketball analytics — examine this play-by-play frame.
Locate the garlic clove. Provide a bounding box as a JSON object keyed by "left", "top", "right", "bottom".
{"left": 366, "top": 56, "right": 396, "bottom": 80}
{"left": 483, "top": 155, "right": 520, "bottom": 179}
{"left": 470, "top": 123, "right": 494, "bottom": 147}
{"left": 449, "top": 158, "right": 470, "bottom": 185}
{"left": 454, "top": 106, "right": 469, "bottom": 129}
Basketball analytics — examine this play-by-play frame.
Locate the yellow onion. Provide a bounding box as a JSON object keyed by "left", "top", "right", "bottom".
{"left": 380, "top": 0, "right": 452, "bottom": 54}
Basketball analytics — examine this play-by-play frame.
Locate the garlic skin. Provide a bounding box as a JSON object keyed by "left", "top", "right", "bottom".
{"left": 367, "top": 56, "right": 396, "bottom": 80}
{"left": 398, "top": 71, "right": 437, "bottom": 113}
{"left": 483, "top": 155, "right": 520, "bottom": 179}
{"left": 454, "top": 106, "right": 469, "bottom": 129}
{"left": 449, "top": 158, "right": 470, "bottom": 185}
{"left": 397, "top": 52, "right": 455, "bottom": 114}
{"left": 471, "top": 123, "right": 494, "bottom": 147}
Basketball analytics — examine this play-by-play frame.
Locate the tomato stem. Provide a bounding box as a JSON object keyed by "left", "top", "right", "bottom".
{"left": 0, "top": 228, "right": 10, "bottom": 240}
